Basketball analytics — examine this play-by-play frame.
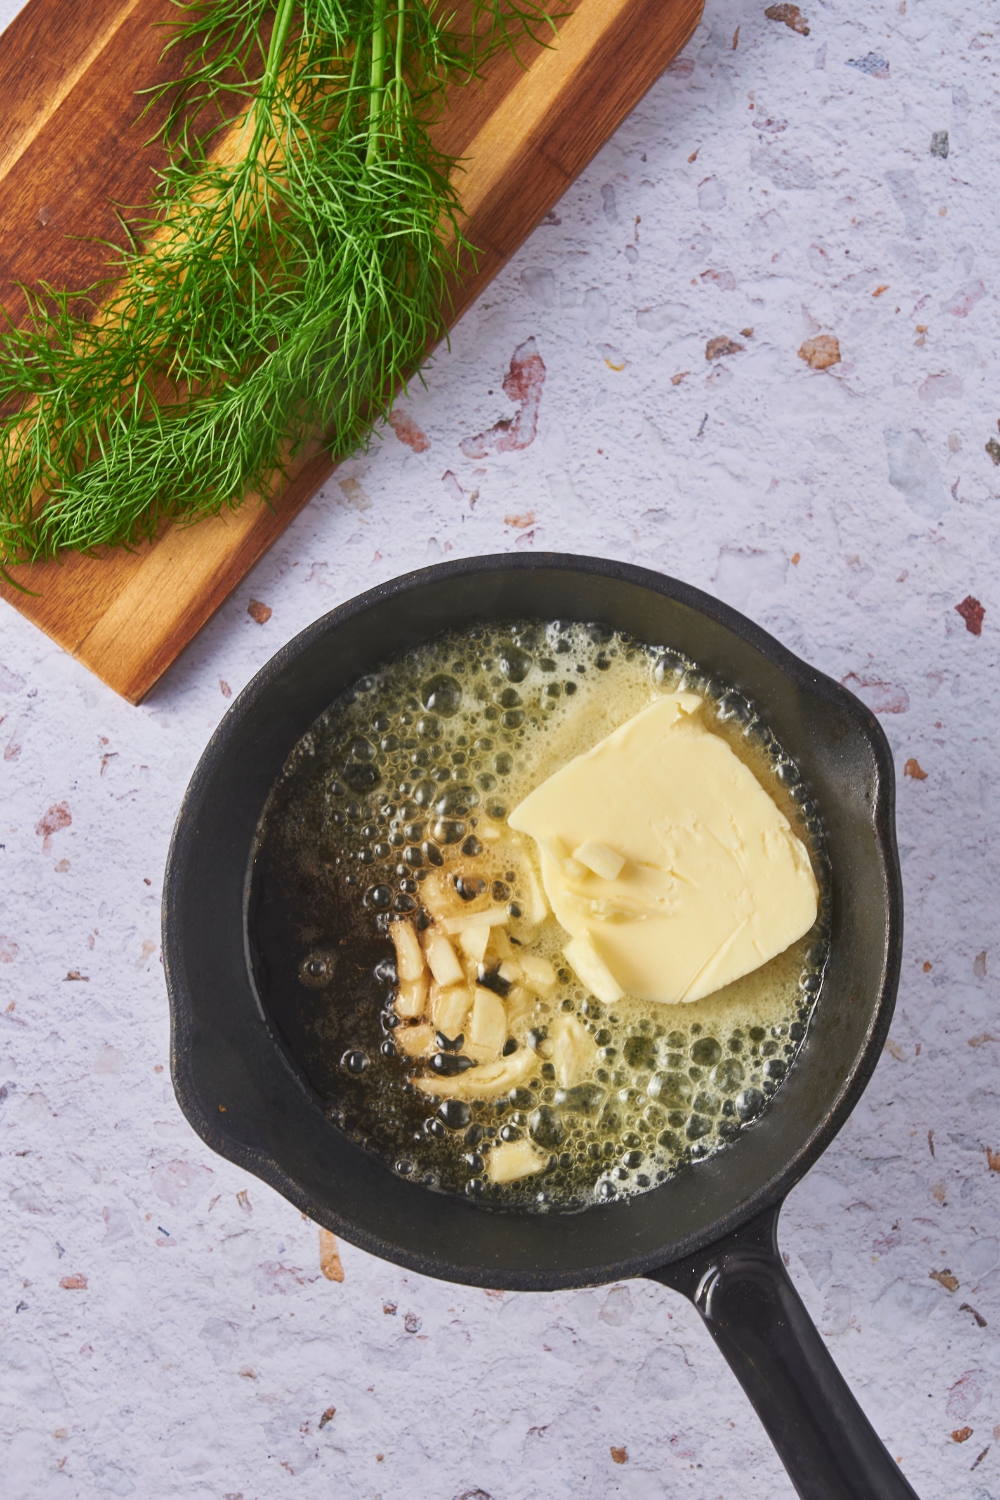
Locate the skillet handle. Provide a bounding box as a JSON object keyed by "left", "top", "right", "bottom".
{"left": 647, "top": 1202, "right": 921, "bottom": 1500}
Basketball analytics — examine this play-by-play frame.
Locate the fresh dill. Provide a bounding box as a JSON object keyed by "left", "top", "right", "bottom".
{"left": 0, "top": 0, "right": 557, "bottom": 566}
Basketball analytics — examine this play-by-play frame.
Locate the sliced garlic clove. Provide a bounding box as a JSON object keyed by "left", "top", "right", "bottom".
{"left": 518, "top": 953, "right": 557, "bottom": 993}
{"left": 551, "top": 1013, "right": 598, "bottom": 1088}
{"left": 441, "top": 908, "right": 509, "bottom": 936}
{"left": 487, "top": 927, "right": 515, "bottom": 964}
{"left": 396, "top": 971, "right": 429, "bottom": 1019}
{"left": 572, "top": 839, "right": 626, "bottom": 882}
{"left": 563, "top": 932, "right": 624, "bottom": 1003}
{"left": 505, "top": 985, "right": 537, "bottom": 1029}
{"left": 431, "top": 982, "right": 472, "bottom": 1036}
{"left": 468, "top": 986, "right": 507, "bottom": 1061}
{"left": 413, "top": 1046, "right": 534, "bottom": 1099}
{"left": 487, "top": 1139, "right": 547, "bottom": 1183}
{"left": 454, "top": 922, "right": 493, "bottom": 965}
{"left": 391, "top": 919, "right": 426, "bottom": 983}
{"left": 422, "top": 929, "right": 465, "bottom": 988}
{"left": 520, "top": 859, "right": 550, "bottom": 927}
{"left": 395, "top": 1023, "right": 436, "bottom": 1058}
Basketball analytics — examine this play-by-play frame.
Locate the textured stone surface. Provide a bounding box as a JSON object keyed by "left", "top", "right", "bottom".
{"left": 2, "top": 0, "right": 999, "bottom": 1496}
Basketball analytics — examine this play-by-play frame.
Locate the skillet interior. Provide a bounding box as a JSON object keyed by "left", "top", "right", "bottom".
{"left": 164, "top": 555, "right": 902, "bottom": 1289}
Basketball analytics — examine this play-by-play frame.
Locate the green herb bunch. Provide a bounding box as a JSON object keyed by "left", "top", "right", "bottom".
{"left": 0, "top": 0, "right": 555, "bottom": 568}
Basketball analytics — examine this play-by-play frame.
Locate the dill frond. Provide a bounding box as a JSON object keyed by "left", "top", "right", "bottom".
{"left": 0, "top": 0, "right": 559, "bottom": 564}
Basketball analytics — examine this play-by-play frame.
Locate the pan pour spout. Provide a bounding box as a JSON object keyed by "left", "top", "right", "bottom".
{"left": 650, "top": 1203, "right": 922, "bottom": 1500}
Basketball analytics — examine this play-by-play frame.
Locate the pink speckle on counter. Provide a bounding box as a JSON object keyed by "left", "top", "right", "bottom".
{"left": 765, "top": 4, "right": 810, "bottom": 36}
{"left": 798, "top": 333, "right": 841, "bottom": 370}
{"left": 955, "top": 595, "right": 985, "bottom": 635}
{"left": 946, "top": 1370, "right": 988, "bottom": 1422}
{"left": 246, "top": 597, "right": 272, "bottom": 624}
{"left": 840, "top": 673, "right": 910, "bottom": 714}
{"left": 705, "top": 334, "right": 744, "bottom": 361}
{"left": 35, "top": 800, "right": 71, "bottom": 851}
{"left": 150, "top": 1159, "right": 214, "bottom": 1207}
{"left": 388, "top": 408, "right": 430, "bottom": 452}
{"left": 943, "top": 280, "right": 986, "bottom": 318}
{"left": 460, "top": 338, "right": 546, "bottom": 457}
{"left": 441, "top": 469, "right": 465, "bottom": 502}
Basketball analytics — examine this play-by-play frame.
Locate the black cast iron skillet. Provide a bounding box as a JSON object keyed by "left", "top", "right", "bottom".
{"left": 164, "top": 554, "right": 916, "bottom": 1500}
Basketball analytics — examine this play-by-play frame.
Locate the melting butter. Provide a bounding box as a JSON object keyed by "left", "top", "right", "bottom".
{"left": 508, "top": 692, "right": 818, "bottom": 1005}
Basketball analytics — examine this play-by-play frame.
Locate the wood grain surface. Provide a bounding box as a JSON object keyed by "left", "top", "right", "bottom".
{"left": 0, "top": 0, "right": 703, "bottom": 702}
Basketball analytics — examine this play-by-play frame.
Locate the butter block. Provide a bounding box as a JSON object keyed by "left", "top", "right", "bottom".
{"left": 508, "top": 693, "right": 818, "bottom": 1005}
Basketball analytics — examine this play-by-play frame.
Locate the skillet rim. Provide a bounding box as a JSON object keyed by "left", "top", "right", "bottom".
{"left": 163, "top": 552, "right": 903, "bottom": 1288}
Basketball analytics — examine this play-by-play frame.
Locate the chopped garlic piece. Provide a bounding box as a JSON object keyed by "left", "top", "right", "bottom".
{"left": 413, "top": 1046, "right": 534, "bottom": 1099}
{"left": 456, "top": 921, "right": 491, "bottom": 964}
{"left": 563, "top": 932, "right": 625, "bottom": 1003}
{"left": 466, "top": 986, "right": 507, "bottom": 1062}
{"left": 518, "top": 954, "right": 556, "bottom": 993}
{"left": 488, "top": 927, "right": 515, "bottom": 963}
{"left": 420, "top": 869, "right": 496, "bottom": 931}
{"left": 550, "top": 1013, "right": 598, "bottom": 1088}
{"left": 573, "top": 839, "right": 626, "bottom": 882}
{"left": 395, "top": 1023, "right": 435, "bottom": 1057}
{"left": 538, "top": 835, "right": 569, "bottom": 869}
{"left": 391, "top": 920, "right": 426, "bottom": 983}
{"left": 431, "top": 983, "right": 472, "bottom": 1036}
{"left": 422, "top": 929, "right": 464, "bottom": 988}
{"left": 497, "top": 960, "right": 522, "bottom": 985}
{"left": 487, "top": 1139, "right": 547, "bottom": 1183}
{"left": 520, "top": 857, "right": 549, "bottom": 927}
{"left": 396, "top": 972, "right": 428, "bottom": 1019}
{"left": 441, "top": 908, "right": 509, "bottom": 936}
{"left": 505, "top": 985, "right": 536, "bottom": 1028}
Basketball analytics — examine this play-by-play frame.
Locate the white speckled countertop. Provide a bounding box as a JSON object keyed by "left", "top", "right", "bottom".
{"left": 2, "top": 0, "right": 998, "bottom": 1495}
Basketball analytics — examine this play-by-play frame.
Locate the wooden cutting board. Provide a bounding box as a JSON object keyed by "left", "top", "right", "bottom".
{"left": 0, "top": 0, "right": 703, "bottom": 702}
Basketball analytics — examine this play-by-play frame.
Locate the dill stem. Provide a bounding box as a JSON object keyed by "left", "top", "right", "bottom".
{"left": 347, "top": 31, "right": 364, "bottom": 108}
{"left": 365, "top": 0, "right": 387, "bottom": 167}
{"left": 394, "top": 0, "right": 406, "bottom": 128}
{"left": 249, "top": 0, "right": 297, "bottom": 163}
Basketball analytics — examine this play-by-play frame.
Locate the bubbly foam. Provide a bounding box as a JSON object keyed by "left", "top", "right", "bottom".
{"left": 254, "top": 620, "right": 831, "bottom": 1211}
